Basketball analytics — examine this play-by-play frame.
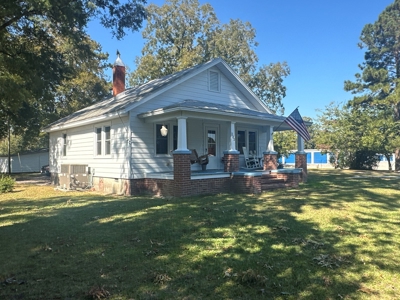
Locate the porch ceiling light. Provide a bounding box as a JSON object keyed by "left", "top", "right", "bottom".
{"left": 160, "top": 125, "right": 168, "bottom": 137}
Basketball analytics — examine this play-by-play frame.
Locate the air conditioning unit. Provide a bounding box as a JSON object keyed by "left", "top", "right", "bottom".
{"left": 59, "top": 164, "right": 90, "bottom": 190}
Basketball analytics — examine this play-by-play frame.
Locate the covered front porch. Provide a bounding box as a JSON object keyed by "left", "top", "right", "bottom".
{"left": 132, "top": 100, "right": 308, "bottom": 197}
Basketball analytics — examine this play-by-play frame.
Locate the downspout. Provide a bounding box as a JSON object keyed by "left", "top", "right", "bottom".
{"left": 128, "top": 112, "right": 133, "bottom": 180}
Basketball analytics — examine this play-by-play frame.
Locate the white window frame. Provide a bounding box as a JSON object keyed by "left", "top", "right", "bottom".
{"left": 237, "top": 129, "right": 259, "bottom": 155}
{"left": 94, "top": 124, "right": 112, "bottom": 157}
{"left": 95, "top": 127, "right": 102, "bottom": 156}
{"left": 208, "top": 70, "right": 221, "bottom": 92}
{"left": 104, "top": 126, "right": 111, "bottom": 155}
{"left": 154, "top": 123, "right": 179, "bottom": 156}
{"left": 62, "top": 133, "right": 67, "bottom": 157}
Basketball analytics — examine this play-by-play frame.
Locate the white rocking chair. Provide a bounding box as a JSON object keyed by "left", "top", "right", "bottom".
{"left": 242, "top": 147, "right": 260, "bottom": 169}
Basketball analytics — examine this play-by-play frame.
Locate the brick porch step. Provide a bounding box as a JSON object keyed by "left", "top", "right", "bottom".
{"left": 261, "top": 182, "right": 288, "bottom": 190}
{"left": 260, "top": 174, "right": 286, "bottom": 191}
{"left": 260, "top": 174, "right": 284, "bottom": 183}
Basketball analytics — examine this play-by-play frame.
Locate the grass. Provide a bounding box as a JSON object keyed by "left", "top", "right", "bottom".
{"left": 0, "top": 170, "right": 399, "bottom": 299}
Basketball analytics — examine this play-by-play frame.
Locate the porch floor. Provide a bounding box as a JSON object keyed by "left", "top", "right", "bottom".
{"left": 144, "top": 167, "right": 301, "bottom": 180}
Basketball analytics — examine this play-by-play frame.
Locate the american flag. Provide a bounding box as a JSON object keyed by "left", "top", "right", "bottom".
{"left": 284, "top": 108, "right": 311, "bottom": 141}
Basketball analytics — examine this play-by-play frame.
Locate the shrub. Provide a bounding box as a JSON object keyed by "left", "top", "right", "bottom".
{"left": 0, "top": 175, "right": 15, "bottom": 193}
{"left": 349, "top": 150, "right": 380, "bottom": 170}
{"left": 329, "top": 150, "right": 380, "bottom": 170}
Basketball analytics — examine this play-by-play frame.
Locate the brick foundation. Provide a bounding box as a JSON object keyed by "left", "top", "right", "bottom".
{"left": 93, "top": 177, "right": 131, "bottom": 195}
{"left": 53, "top": 168, "right": 302, "bottom": 197}
{"left": 128, "top": 171, "right": 301, "bottom": 197}
{"left": 131, "top": 178, "right": 174, "bottom": 196}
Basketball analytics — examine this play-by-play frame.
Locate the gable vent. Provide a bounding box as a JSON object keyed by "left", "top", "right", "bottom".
{"left": 209, "top": 70, "right": 220, "bottom": 92}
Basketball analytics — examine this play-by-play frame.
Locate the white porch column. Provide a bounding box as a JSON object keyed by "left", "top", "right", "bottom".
{"left": 266, "top": 126, "right": 276, "bottom": 153}
{"left": 229, "top": 121, "right": 236, "bottom": 151}
{"left": 297, "top": 134, "right": 305, "bottom": 153}
{"left": 176, "top": 116, "right": 189, "bottom": 152}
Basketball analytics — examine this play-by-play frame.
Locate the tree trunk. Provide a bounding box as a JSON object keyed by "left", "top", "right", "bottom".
{"left": 385, "top": 153, "right": 393, "bottom": 171}
{"left": 395, "top": 149, "right": 400, "bottom": 171}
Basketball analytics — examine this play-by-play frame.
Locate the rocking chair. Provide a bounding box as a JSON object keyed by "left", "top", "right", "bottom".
{"left": 189, "top": 149, "right": 209, "bottom": 166}
{"left": 242, "top": 147, "right": 260, "bottom": 169}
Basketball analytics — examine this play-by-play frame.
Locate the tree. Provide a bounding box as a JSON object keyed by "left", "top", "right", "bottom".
{"left": 273, "top": 131, "right": 297, "bottom": 160}
{"left": 313, "top": 102, "right": 395, "bottom": 170}
{"left": 1, "top": 1, "right": 146, "bottom": 169}
{"left": 129, "top": 0, "right": 290, "bottom": 114}
{"left": 0, "top": 0, "right": 147, "bottom": 140}
{"left": 344, "top": 0, "right": 400, "bottom": 170}
{"left": 248, "top": 63, "right": 290, "bottom": 116}
{"left": 51, "top": 37, "right": 111, "bottom": 119}
{"left": 0, "top": 34, "right": 111, "bottom": 155}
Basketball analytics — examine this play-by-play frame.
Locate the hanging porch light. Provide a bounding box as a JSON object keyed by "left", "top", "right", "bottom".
{"left": 160, "top": 125, "right": 168, "bottom": 137}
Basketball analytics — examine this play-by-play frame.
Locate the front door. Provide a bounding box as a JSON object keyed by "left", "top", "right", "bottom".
{"left": 205, "top": 126, "right": 219, "bottom": 169}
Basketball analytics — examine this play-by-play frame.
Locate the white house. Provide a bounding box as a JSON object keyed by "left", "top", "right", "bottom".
{"left": 43, "top": 56, "right": 309, "bottom": 196}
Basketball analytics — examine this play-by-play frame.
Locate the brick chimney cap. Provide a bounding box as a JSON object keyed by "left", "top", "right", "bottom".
{"left": 114, "top": 50, "right": 125, "bottom": 67}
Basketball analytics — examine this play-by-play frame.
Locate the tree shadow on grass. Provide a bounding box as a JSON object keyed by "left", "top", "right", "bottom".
{"left": 0, "top": 170, "right": 399, "bottom": 299}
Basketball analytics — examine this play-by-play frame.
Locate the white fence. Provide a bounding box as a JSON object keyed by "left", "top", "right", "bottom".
{"left": 280, "top": 149, "right": 395, "bottom": 170}
{"left": 0, "top": 150, "right": 49, "bottom": 173}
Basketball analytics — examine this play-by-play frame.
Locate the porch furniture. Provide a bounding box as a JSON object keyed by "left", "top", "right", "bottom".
{"left": 190, "top": 149, "right": 209, "bottom": 166}
{"left": 242, "top": 147, "right": 260, "bottom": 169}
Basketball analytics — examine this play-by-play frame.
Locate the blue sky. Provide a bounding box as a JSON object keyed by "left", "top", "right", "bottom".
{"left": 87, "top": 0, "right": 394, "bottom": 119}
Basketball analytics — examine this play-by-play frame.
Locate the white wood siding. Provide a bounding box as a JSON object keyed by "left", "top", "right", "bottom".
{"left": 49, "top": 116, "right": 130, "bottom": 179}
{"left": 129, "top": 68, "right": 264, "bottom": 177}
{"left": 134, "top": 67, "right": 254, "bottom": 115}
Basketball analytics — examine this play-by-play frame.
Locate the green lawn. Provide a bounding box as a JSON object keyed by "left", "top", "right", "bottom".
{"left": 0, "top": 170, "right": 399, "bottom": 299}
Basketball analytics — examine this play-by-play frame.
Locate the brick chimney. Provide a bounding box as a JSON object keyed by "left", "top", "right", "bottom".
{"left": 113, "top": 50, "right": 125, "bottom": 96}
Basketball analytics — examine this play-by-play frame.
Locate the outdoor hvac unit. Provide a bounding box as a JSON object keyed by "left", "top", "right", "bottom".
{"left": 59, "top": 164, "right": 90, "bottom": 190}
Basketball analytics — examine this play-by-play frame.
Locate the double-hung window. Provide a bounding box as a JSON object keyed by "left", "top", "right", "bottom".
{"left": 63, "top": 134, "right": 67, "bottom": 156}
{"left": 237, "top": 130, "right": 258, "bottom": 155}
{"left": 248, "top": 131, "right": 257, "bottom": 154}
{"left": 96, "top": 128, "right": 102, "bottom": 155}
{"left": 156, "top": 124, "right": 168, "bottom": 154}
{"left": 95, "top": 126, "right": 111, "bottom": 156}
{"left": 155, "top": 124, "right": 178, "bottom": 155}
{"left": 237, "top": 130, "right": 246, "bottom": 154}
{"left": 105, "top": 126, "right": 111, "bottom": 155}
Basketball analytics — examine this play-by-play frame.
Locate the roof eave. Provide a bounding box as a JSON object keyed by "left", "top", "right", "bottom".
{"left": 137, "top": 107, "right": 286, "bottom": 125}
{"left": 43, "top": 111, "right": 128, "bottom": 132}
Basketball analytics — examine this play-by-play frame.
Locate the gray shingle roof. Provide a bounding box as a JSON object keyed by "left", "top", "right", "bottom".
{"left": 43, "top": 60, "right": 213, "bottom": 130}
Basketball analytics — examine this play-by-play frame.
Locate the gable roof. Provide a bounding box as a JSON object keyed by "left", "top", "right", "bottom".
{"left": 43, "top": 58, "right": 274, "bottom": 132}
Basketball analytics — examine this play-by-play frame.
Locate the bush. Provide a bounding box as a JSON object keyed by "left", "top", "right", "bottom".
{"left": 349, "top": 150, "right": 380, "bottom": 170}
{"left": 0, "top": 175, "right": 15, "bottom": 193}
{"left": 329, "top": 150, "right": 380, "bottom": 170}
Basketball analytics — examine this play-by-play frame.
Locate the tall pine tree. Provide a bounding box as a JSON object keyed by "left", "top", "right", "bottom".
{"left": 345, "top": 0, "right": 400, "bottom": 170}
